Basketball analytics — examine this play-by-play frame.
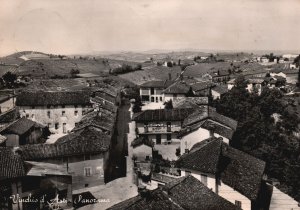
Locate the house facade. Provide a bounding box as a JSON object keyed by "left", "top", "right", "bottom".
{"left": 139, "top": 80, "right": 173, "bottom": 103}
{"left": 177, "top": 138, "right": 267, "bottom": 210}
{"left": 133, "top": 108, "right": 194, "bottom": 145}
{"left": 20, "top": 126, "right": 111, "bottom": 190}
{"left": 1, "top": 117, "right": 47, "bottom": 147}
{"left": 178, "top": 107, "right": 237, "bottom": 155}
{"left": 16, "top": 91, "right": 92, "bottom": 134}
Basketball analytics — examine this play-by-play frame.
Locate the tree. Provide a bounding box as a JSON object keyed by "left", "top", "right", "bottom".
{"left": 70, "top": 69, "right": 80, "bottom": 77}
{"left": 167, "top": 61, "right": 173, "bottom": 67}
{"left": 164, "top": 100, "right": 173, "bottom": 110}
{"left": 2, "top": 71, "right": 17, "bottom": 86}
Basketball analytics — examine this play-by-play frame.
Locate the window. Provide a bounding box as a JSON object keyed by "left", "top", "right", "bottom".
{"left": 167, "top": 122, "right": 171, "bottom": 132}
{"left": 167, "top": 134, "right": 172, "bottom": 141}
{"left": 151, "top": 97, "right": 154, "bottom": 102}
{"left": 26, "top": 113, "right": 29, "bottom": 118}
{"left": 159, "top": 97, "right": 163, "bottom": 101}
{"left": 62, "top": 105, "right": 65, "bottom": 108}
{"left": 201, "top": 174, "right": 208, "bottom": 186}
{"left": 150, "top": 88, "right": 154, "bottom": 95}
{"left": 74, "top": 110, "right": 78, "bottom": 116}
{"left": 63, "top": 123, "right": 66, "bottom": 134}
{"left": 47, "top": 105, "right": 51, "bottom": 109}
{"left": 155, "top": 97, "right": 158, "bottom": 103}
{"left": 47, "top": 111, "right": 51, "bottom": 118}
{"left": 84, "top": 167, "right": 92, "bottom": 177}
{"left": 55, "top": 123, "right": 59, "bottom": 130}
{"left": 31, "top": 106, "right": 35, "bottom": 109}
{"left": 74, "top": 105, "right": 78, "bottom": 109}
{"left": 62, "top": 111, "right": 65, "bottom": 116}
{"left": 144, "top": 122, "right": 148, "bottom": 133}
{"left": 235, "top": 201, "right": 242, "bottom": 208}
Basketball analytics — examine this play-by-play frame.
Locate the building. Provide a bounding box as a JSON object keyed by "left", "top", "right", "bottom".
{"left": 20, "top": 126, "right": 111, "bottom": 190}
{"left": 0, "top": 107, "right": 19, "bottom": 129}
{"left": 0, "top": 147, "right": 72, "bottom": 210}
{"left": 0, "top": 117, "right": 47, "bottom": 147}
{"left": 228, "top": 78, "right": 266, "bottom": 95}
{"left": 16, "top": 91, "right": 92, "bottom": 134}
{"left": 178, "top": 107, "right": 237, "bottom": 154}
{"left": 131, "top": 136, "right": 154, "bottom": 162}
{"left": 139, "top": 80, "right": 173, "bottom": 103}
{"left": 162, "top": 81, "right": 194, "bottom": 102}
{"left": 211, "top": 85, "right": 229, "bottom": 99}
{"left": 133, "top": 108, "right": 194, "bottom": 145}
{"left": 177, "top": 137, "right": 268, "bottom": 210}
{"left": 108, "top": 175, "right": 240, "bottom": 210}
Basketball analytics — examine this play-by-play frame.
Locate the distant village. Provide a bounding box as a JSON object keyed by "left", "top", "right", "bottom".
{"left": 0, "top": 51, "right": 300, "bottom": 210}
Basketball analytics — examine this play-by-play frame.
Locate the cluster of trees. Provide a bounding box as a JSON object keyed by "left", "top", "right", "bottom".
{"left": 1, "top": 71, "right": 17, "bottom": 88}
{"left": 110, "top": 64, "right": 142, "bottom": 75}
{"left": 213, "top": 76, "right": 300, "bottom": 201}
{"left": 294, "top": 55, "right": 300, "bottom": 67}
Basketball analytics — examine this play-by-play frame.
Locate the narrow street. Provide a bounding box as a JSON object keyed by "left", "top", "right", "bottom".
{"left": 77, "top": 102, "right": 138, "bottom": 210}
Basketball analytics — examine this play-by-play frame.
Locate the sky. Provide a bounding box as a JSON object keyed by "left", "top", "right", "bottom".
{"left": 0, "top": 0, "right": 300, "bottom": 56}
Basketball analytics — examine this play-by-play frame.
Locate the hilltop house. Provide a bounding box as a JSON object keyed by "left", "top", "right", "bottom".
{"left": 178, "top": 106, "right": 237, "bottom": 155}
{"left": 133, "top": 108, "right": 194, "bottom": 145}
{"left": 0, "top": 117, "right": 47, "bottom": 147}
{"left": 177, "top": 137, "right": 268, "bottom": 210}
{"left": 16, "top": 91, "right": 92, "bottom": 134}
{"left": 108, "top": 175, "right": 240, "bottom": 210}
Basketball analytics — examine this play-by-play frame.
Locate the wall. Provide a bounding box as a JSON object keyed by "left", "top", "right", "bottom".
{"left": 69, "top": 156, "right": 105, "bottom": 190}
{"left": 0, "top": 97, "right": 15, "bottom": 113}
{"left": 219, "top": 181, "right": 251, "bottom": 210}
{"left": 181, "top": 170, "right": 217, "bottom": 192}
{"left": 19, "top": 105, "right": 87, "bottom": 134}
{"left": 5, "top": 134, "right": 19, "bottom": 146}
{"left": 140, "top": 88, "right": 164, "bottom": 103}
{"left": 164, "top": 94, "right": 186, "bottom": 102}
{"left": 211, "top": 90, "right": 221, "bottom": 100}
{"left": 133, "top": 145, "right": 152, "bottom": 161}
{"left": 180, "top": 127, "right": 210, "bottom": 155}
{"left": 136, "top": 121, "right": 181, "bottom": 135}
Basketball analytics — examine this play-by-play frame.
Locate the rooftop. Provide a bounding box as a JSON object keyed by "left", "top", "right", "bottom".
{"left": 133, "top": 108, "right": 194, "bottom": 122}
{"left": 16, "top": 90, "right": 91, "bottom": 106}
{"left": 21, "top": 127, "right": 111, "bottom": 160}
{"left": 176, "top": 138, "right": 266, "bottom": 200}
{"left": 140, "top": 80, "right": 174, "bottom": 88}
{"left": 0, "top": 147, "right": 26, "bottom": 180}
{"left": 108, "top": 175, "right": 240, "bottom": 210}
{"left": 1, "top": 117, "right": 44, "bottom": 136}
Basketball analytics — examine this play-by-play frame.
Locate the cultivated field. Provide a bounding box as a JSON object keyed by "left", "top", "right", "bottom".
{"left": 119, "top": 66, "right": 182, "bottom": 85}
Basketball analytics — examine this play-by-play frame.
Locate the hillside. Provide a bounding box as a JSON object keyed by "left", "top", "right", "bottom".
{"left": 118, "top": 66, "right": 182, "bottom": 85}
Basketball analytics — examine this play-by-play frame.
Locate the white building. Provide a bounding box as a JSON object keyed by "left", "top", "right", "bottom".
{"left": 16, "top": 91, "right": 92, "bottom": 134}
{"left": 177, "top": 137, "right": 267, "bottom": 210}
{"left": 178, "top": 107, "right": 237, "bottom": 155}
{"left": 139, "top": 80, "right": 173, "bottom": 103}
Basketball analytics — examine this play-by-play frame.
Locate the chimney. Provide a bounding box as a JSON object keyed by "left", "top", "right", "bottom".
{"left": 185, "top": 148, "right": 189, "bottom": 154}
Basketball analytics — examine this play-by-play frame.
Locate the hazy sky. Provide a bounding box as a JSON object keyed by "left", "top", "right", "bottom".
{"left": 0, "top": 0, "right": 300, "bottom": 56}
